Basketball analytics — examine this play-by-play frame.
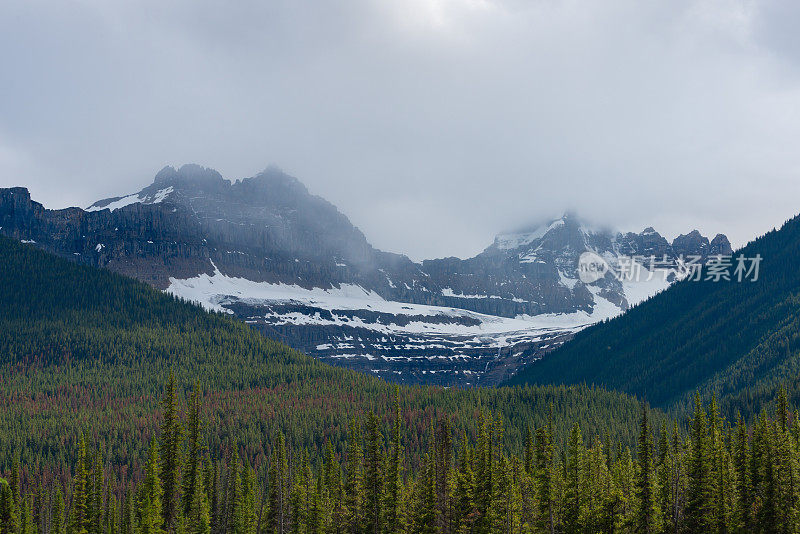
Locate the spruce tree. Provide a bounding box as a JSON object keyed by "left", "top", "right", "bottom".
{"left": 563, "top": 423, "right": 584, "bottom": 534}
{"left": 362, "top": 412, "right": 383, "bottom": 534}
{"left": 535, "top": 405, "right": 556, "bottom": 534}
{"left": 412, "top": 452, "right": 438, "bottom": 534}
{"left": 384, "top": 387, "right": 404, "bottom": 534}
{"left": 69, "top": 435, "right": 90, "bottom": 534}
{"left": 160, "top": 371, "right": 184, "bottom": 532}
{"left": 453, "top": 443, "right": 475, "bottom": 534}
{"left": 686, "top": 394, "right": 714, "bottom": 533}
{"left": 266, "top": 434, "right": 289, "bottom": 534}
{"left": 344, "top": 417, "right": 363, "bottom": 534}
{"left": 53, "top": 487, "right": 66, "bottom": 534}
{"left": 89, "top": 449, "right": 104, "bottom": 534}
{"left": 234, "top": 459, "right": 256, "bottom": 534}
{"left": 223, "top": 445, "right": 241, "bottom": 534}
{"left": 138, "top": 438, "right": 165, "bottom": 534}
{"left": 188, "top": 456, "right": 211, "bottom": 534}
{"left": 635, "top": 404, "right": 661, "bottom": 534}
{"left": 182, "top": 382, "right": 203, "bottom": 520}
{"left": 0, "top": 478, "right": 18, "bottom": 534}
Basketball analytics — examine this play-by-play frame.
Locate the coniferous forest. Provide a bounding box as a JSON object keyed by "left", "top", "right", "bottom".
{"left": 3, "top": 378, "right": 800, "bottom": 534}
{"left": 5, "top": 230, "right": 800, "bottom": 533}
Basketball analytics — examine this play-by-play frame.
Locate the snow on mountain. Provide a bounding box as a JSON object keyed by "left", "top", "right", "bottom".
{"left": 87, "top": 186, "right": 174, "bottom": 211}
{"left": 0, "top": 166, "right": 731, "bottom": 385}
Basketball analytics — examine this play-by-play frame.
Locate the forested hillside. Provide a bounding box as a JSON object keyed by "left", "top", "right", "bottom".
{"left": 507, "top": 213, "right": 800, "bottom": 419}
{"left": 0, "top": 235, "right": 648, "bottom": 474}
{"left": 3, "top": 382, "right": 799, "bottom": 534}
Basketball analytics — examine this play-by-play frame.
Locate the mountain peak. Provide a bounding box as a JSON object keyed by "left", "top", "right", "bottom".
{"left": 153, "top": 164, "right": 227, "bottom": 189}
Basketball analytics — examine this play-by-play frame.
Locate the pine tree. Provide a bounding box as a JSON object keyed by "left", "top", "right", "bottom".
{"left": 89, "top": 449, "right": 105, "bottom": 534}
{"left": 474, "top": 414, "right": 492, "bottom": 532}
{"left": 53, "top": 487, "right": 66, "bottom": 534}
{"left": 266, "top": 434, "right": 289, "bottom": 534}
{"left": 19, "top": 493, "right": 33, "bottom": 534}
{"left": 161, "top": 371, "right": 184, "bottom": 532}
{"left": 563, "top": 423, "right": 584, "bottom": 534}
{"left": 412, "top": 452, "right": 438, "bottom": 534}
{"left": 69, "top": 435, "right": 90, "bottom": 534}
{"left": 108, "top": 494, "right": 119, "bottom": 534}
{"left": 453, "top": 442, "right": 475, "bottom": 534}
{"left": 584, "top": 436, "right": 613, "bottom": 533}
{"left": 9, "top": 454, "right": 20, "bottom": 509}
{"left": 208, "top": 461, "right": 220, "bottom": 534}
{"left": 138, "top": 438, "right": 165, "bottom": 534}
{"left": 523, "top": 427, "right": 534, "bottom": 476}
{"left": 535, "top": 405, "right": 556, "bottom": 534}
{"left": 182, "top": 382, "right": 203, "bottom": 520}
{"left": 362, "top": 412, "right": 383, "bottom": 534}
{"left": 635, "top": 403, "right": 661, "bottom": 534}
{"left": 488, "top": 453, "right": 512, "bottom": 534}
{"left": 322, "top": 440, "right": 342, "bottom": 533}
{"left": 686, "top": 394, "right": 714, "bottom": 533}
{"left": 188, "top": 456, "right": 211, "bottom": 534}
{"left": 344, "top": 417, "right": 363, "bottom": 534}
{"left": 384, "top": 387, "right": 404, "bottom": 534}
{"left": 0, "top": 478, "right": 18, "bottom": 534}
{"left": 234, "top": 459, "right": 256, "bottom": 534}
{"left": 435, "top": 417, "right": 453, "bottom": 534}
{"left": 223, "top": 445, "right": 241, "bottom": 534}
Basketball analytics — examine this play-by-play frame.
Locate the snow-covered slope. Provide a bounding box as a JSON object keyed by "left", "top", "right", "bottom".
{"left": 0, "top": 166, "right": 731, "bottom": 385}
{"left": 166, "top": 261, "right": 626, "bottom": 384}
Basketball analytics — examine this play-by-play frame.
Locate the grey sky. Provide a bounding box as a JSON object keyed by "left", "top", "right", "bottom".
{"left": 1, "top": 0, "right": 799, "bottom": 261}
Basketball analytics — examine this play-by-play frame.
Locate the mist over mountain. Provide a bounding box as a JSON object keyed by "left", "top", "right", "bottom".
{"left": 0, "top": 164, "right": 730, "bottom": 385}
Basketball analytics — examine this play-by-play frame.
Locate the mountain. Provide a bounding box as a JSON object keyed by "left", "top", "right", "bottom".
{"left": 0, "top": 233, "right": 652, "bottom": 469}
{"left": 0, "top": 164, "right": 729, "bottom": 385}
{"left": 506, "top": 213, "right": 800, "bottom": 420}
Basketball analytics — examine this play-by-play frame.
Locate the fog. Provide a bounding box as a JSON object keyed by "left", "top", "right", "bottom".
{"left": 2, "top": 0, "right": 799, "bottom": 260}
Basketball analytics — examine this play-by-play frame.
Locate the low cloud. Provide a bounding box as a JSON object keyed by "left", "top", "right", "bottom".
{"left": 1, "top": 0, "right": 799, "bottom": 260}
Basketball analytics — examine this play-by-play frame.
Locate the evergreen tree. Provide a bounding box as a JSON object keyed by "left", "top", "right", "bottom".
{"left": 223, "top": 446, "right": 241, "bottom": 534}
{"left": 138, "top": 438, "right": 165, "bottom": 534}
{"left": 362, "top": 412, "right": 383, "bottom": 534}
{"left": 344, "top": 418, "right": 363, "bottom": 534}
{"left": 0, "top": 478, "right": 18, "bottom": 534}
{"left": 160, "top": 371, "right": 184, "bottom": 532}
{"left": 453, "top": 443, "right": 475, "bottom": 534}
{"left": 266, "top": 434, "right": 289, "bottom": 534}
{"left": 69, "top": 435, "right": 90, "bottom": 534}
{"left": 535, "top": 406, "right": 556, "bottom": 534}
{"left": 9, "top": 455, "right": 20, "bottom": 508}
{"left": 635, "top": 403, "right": 661, "bottom": 534}
{"left": 384, "top": 387, "right": 404, "bottom": 534}
{"left": 563, "top": 423, "right": 584, "bottom": 534}
{"left": 89, "top": 449, "right": 105, "bottom": 534}
{"left": 53, "top": 488, "right": 66, "bottom": 534}
{"left": 686, "top": 394, "right": 714, "bottom": 533}
{"left": 234, "top": 459, "right": 256, "bottom": 534}
{"left": 182, "top": 382, "right": 204, "bottom": 520}
{"left": 187, "top": 456, "right": 211, "bottom": 534}
{"left": 412, "top": 452, "right": 438, "bottom": 534}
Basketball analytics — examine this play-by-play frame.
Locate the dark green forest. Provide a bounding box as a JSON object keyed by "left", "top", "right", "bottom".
{"left": 6, "top": 215, "right": 800, "bottom": 533}
{"left": 3, "top": 377, "right": 800, "bottom": 534}
{"left": 507, "top": 213, "right": 800, "bottom": 420}
{"left": 0, "top": 236, "right": 647, "bottom": 475}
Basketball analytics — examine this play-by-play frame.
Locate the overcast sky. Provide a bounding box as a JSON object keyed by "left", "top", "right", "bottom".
{"left": 1, "top": 0, "right": 799, "bottom": 260}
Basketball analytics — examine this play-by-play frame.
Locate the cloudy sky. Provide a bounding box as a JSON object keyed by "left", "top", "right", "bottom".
{"left": 1, "top": 0, "right": 799, "bottom": 260}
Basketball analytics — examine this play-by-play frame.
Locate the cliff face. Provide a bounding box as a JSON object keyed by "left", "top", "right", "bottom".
{"left": 0, "top": 165, "right": 732, "bottom": 385}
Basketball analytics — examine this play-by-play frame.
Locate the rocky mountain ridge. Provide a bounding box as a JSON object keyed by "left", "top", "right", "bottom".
{"left": 0, "top": 164, "right": 731, "bottom": 385}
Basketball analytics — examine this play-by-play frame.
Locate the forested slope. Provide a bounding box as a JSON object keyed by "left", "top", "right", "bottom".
{"left": 507, "top": 213, "right": 800, "bottom": 419}
{"left": 0, "top": 236, "right": 649, "bottom": 473}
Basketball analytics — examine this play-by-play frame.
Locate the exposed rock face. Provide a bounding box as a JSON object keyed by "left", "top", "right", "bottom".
{"left": 0, "top": 165, "right": 731, "bottom": 385}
